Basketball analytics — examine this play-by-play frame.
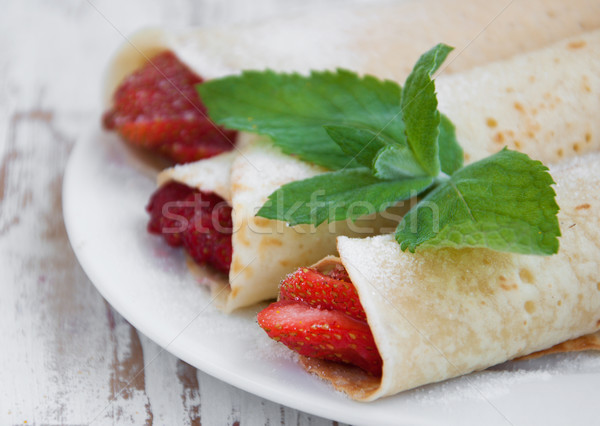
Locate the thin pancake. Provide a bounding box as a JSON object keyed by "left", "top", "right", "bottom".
{"left": 104, "top": 0, "right": 600, "bottom": 105}
{"left": 311, "top": 153, "right": 600, "bottom": 401}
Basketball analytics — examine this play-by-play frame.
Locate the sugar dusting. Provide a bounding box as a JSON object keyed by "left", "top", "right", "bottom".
{"left": 408, "top": 351, "right": 600, "bottom": 406}
{"left": 244, "top": 334, "right": 300, "bottom": 364}
{"left": 409, "top": 367, "right": 553, "bottom": 405}
{"left": 550, "top": 152, "right": 600, "bottom": 201}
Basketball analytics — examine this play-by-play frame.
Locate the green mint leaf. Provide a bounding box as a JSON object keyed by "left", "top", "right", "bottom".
{"left": 438, "top": 113, "right": 464, "bottom": 175}
{"left": 401, "top": 43, "right": 453, "bottom": 177}
{"left": 256, "top": 168, "right": 433, "bottom": 226}
{"left": 197, "top": 69, "right": 403, "bottom": 170}
{"left": 325, "top": 124, "right": 426, "bottom": 177}
{"left": 372, "top": 145, "right": 427, "bottom": 179}
{"left": 323, "top": 125, "right": 388, "bottom": 169}
{"left": 395, "top": 149, "right": 560, "bottom": 254}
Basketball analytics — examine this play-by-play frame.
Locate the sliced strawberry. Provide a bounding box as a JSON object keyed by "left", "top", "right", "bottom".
{"left": 146, "top": 181, "right": 196, "bottom": 247}
{"left": 280, "top": 267, "right": 366, "bottom": 321}
{"left": 258, "top": 300, "right": 382, "bottom": 376}
{"left": 183, "top": 193, "right": 233, "bottom": 274}
{"left": 103, "top": 51, "right": 237, "bottom": 163}
{"left": 146, "top": 183, "right": 233, "bottom": 274}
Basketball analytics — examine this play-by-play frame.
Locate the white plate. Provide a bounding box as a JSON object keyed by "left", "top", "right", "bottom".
{"left": 63, "top": 128, "right": 600, "bottom": 426}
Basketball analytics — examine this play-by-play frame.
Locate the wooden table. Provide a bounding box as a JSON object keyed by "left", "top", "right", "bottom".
{"left": 0, "top": 1, "right": 375, "bottom": 423}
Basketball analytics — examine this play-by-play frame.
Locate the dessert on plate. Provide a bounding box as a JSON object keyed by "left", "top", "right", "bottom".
{"left": 103, "top": 25, "right": 600, "bottom": 311}
{"left": 100, "top": 0, "right": 600, "bottom": 400}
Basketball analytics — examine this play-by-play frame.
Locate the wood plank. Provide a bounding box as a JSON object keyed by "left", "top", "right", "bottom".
{"left": 0, "top": 111, "right": 115, "bottom": 425}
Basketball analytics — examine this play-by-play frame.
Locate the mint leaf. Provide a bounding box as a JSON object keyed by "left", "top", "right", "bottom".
{"left": 198, "top": 69, "right": 404, "bottom": 170}
{"left": 372, "top": 145, "right": 427, "bottom": 179}
{"left": 395, "top": 149, "right": 560, "bottom": 254}
{"left": 323, "top": 125, "right": 388, "bottom": 168}
{"left": 256, "top": 168, "right": 433, "bottom": 226}
{"left": 401, "top": 44, "right": 453, "bottom": 177}
{"left": 325, "top": 125, "right": 427, "bottom": 179}
{"left": 438, "top": 114, "right": 463, "bottom": 175}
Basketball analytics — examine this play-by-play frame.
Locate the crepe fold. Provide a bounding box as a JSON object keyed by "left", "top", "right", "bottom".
{"left": 301, "top": 153, "right": 600, "bottom": 401}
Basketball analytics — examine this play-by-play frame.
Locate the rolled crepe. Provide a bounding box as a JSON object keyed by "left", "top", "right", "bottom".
{"left": 156, "top": 30, "right": 600, "bottom": 311}
{"left": 103, "top": 0, "right": 600, "bottom": 106}
{"left": 300, "top": 152, "right": 600, "bottom": 401}
{"left": 160, "top": 135, "right": 398, "bottom": 311}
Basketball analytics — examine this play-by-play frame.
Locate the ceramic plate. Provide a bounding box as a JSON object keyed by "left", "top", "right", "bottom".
{"left": 63, "top": 128, "right": 600, "bottom": 426}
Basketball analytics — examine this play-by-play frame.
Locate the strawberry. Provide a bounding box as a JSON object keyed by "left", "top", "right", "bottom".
{"left": 182, "top": 192, "right": 233, "bottom": 274}
{"left": 258, "top": 300, "right": 382, "bottom": 376}
{"left": 146, "top": 181, "right": 196, "bottom": 247}
{"left": 280, "top": 267, "right": 366, "bottom": 321}
{"left": 146, "top": 182, "right": 233, "bottom": 274}
{"left": 103, "top": 51, "right": 237, "bottom": 163}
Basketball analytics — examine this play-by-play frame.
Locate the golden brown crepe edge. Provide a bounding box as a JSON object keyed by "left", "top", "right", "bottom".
{"left": 515, "top": 331, "right": 600, "bottom": 361}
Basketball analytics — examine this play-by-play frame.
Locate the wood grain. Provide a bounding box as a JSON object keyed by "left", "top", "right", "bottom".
{"left": 0, "top": 0, "right": 372, "bottom": 424}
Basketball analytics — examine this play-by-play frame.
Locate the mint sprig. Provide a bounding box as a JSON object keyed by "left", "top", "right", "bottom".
{"left": 396, "top": 149, "right": 560, "bottom": 254}
{"left": 199, "top": 44, "right": 560, "bottom": 255}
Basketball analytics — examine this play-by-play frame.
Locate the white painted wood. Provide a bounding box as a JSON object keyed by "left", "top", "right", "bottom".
{"left": 0, "top": 0, "right": 388, "bottom": 423}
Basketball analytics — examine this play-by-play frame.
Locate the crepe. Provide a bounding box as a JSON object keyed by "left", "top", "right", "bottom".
{"left": 516, "top": 331, "right": 600, "bottom": 361}
{"left": 103, "top": 0, "right": 600, "bottom": 105}
{"left": 299, "top": 152, "right": 600, "bottom": 401}
{"left": 437, "top": 31, "right": 600, "bottom": 165}
{"left": 104, "top": 0, "right": 600, "bottom": 105}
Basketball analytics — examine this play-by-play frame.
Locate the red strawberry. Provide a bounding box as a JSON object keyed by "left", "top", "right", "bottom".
{"left": 280, "top": 267, "right": 366, "bottom": 321}
{"left": 146, "top": 181, "right": 196, "bottom": 247}
{"left": 146, "top": 182, "right": 233, "bottom": 274}
{"left": 183, "top": 193, "right": 233, "bottom": 274}
{"left": 258, "top": 300, "right": 382, "bottom": 376}
{"left": 103, "top": 51, "right": 237, "bottom": 163}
